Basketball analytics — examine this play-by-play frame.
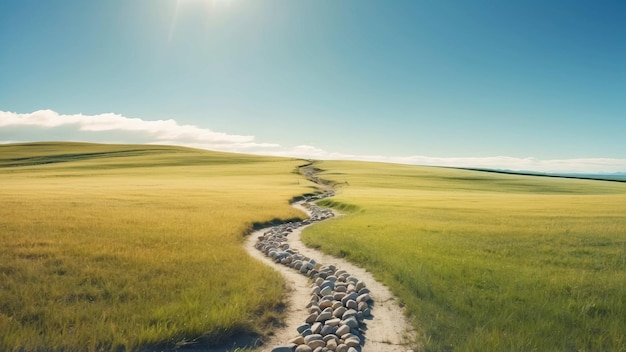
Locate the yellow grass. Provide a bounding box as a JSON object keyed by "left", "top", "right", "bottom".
{"left": 304, "top": 161, "right": 626, "bottom": 351}
{"left": 0, "top": 142, "right": 314, "bottom": 351}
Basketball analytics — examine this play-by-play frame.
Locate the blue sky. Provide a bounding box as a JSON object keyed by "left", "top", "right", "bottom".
{"left": 1, "top": 0, "right": 625, "bottom": 172}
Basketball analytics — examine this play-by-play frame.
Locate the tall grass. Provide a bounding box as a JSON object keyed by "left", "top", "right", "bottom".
{"left": 303, "top": 161, "right": 626, "bottom": 351}
{"left": 0, "top": 142, "right": 313, "bottom": 351}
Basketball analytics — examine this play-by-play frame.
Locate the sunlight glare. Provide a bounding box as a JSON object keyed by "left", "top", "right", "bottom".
{"left": 174, "top": 0, "right": 232, "bottom": 7}
{"left": 211, "top": 0, "right": 232, "bottom": 6}
{"left": 168, "top": 0, "right": 234, "bottom": 43}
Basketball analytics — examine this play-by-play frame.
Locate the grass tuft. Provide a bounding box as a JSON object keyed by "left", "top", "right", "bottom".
{"left": 315, "top": 199, "right": 360, "bottom": 213}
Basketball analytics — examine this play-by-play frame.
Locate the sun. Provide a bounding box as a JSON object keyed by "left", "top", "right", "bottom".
{"left": 210, "top": 0, "right": 231, "bottom": 6}
{"left": 168, "top": 0, "right": 234, "bottom": 42}
{"left": 174, "top": 0, "right": 232, "bottom": 7}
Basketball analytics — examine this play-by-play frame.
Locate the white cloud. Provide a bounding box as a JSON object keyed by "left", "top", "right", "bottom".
{"left": 267, "top": 146, "right": 626, "bottom": 174}
{"left": 2, "top": 109, "right": 625, "bottom": 174}
{"left": 0, "top": 109, "right": 266, "bottom": 149}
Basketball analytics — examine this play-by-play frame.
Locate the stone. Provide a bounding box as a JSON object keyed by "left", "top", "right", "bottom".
{"left": 307, "top": 339, "right": 325, "bottom": 350}
{"left": 341, "top": 292, "right": 357, "bottom": 305}
{"left": 357, "top": 287, "right": 370, "bottom": 296}
{"left": 325, "top": 318, "right": 341, "bottom": 326}
{"left": 342, "top": 309, "right": 357, "bottom": 319}
{"left": 305, "top": 313, "right": 318, "bottom": 324}
{"left": 347, "top": 347, "right": 359, "bottom": 352}
{"left": 342, "top": 316, "right": 359, "bottom": 329}
{"left": 272, "top": 346, "right": 295, "bottom": 352}
{"left": 320, "top": 324, "right": 335, "bottom": 336}
{"left": 355, "top": 280, "right": 366, "bottom": 292}
{"left": 333, "top": 292, "right": 347, "bottom": 301}
{"left": 316, "top": 309, "right": 333, "bottom": 322}
{"left": 341, "top": 333, "right": 356, "bottom": 341}
{"left": 335, "top": 324, "right": 350, "bottom": 337}
{"left": 356, "top": 293, "right": 371, "bottom": 304}
{"left": 290, "top": 336, "right": 305, "bottom": 344}
{"left": 301, "top": 263, "right": 312, "bottom": 273}
{"left": 320, "top": 280, "right": 335, "bottom": 291}
{"left": 301, "top": 328, "right": 312, "bottom": 337}
{"left": 320, "top": 286, "right": 333, "bottom": 297}
{"left": 319, "top": 299, "right": 334, "bottom": 310}
{"left": 357, "top": 302, "right": 368, "bottom": 312}
{"left": 336, "top": 344, "right": 349, "bottom": 352}
{"left": 311, "top": 322, "right": 323, "bottom": 334}
{"left": 304, "top": 334, "right": 323, "bottom": 344}
{"left": 346, "top": 300, "right": 358, "bottom": 310}
{"left": 323, "top": 334, "right": 339, "bottom": 343}
{"left": 321, "top": 295, "right": 334, "bottom": 302}
{"left": 333, "top": 306, "right": 347, "bottom": 318}
{"left": 326, "top": 339, "right": 338, "bottom": 351}
{"left": 295, "top": 344, "right": 313, "bottom": 352}
{"left": 350, "top": 329, "right": 362, "bottom": 338}
{"left": 345, "top": 337, "right": 360, "bottom": 348}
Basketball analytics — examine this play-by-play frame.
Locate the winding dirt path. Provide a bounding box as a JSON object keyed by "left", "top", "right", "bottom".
{"left": 244, "top": 200, "right": 415, "bottom": 352}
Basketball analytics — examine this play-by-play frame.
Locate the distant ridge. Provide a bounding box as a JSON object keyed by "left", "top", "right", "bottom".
{"left": 459, "top": 168, "right": 626, "bottom": 184}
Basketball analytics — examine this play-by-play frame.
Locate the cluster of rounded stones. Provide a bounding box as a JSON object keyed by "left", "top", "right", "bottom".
{"left": 254, "top": 194, "right": 373, "bottom": 352}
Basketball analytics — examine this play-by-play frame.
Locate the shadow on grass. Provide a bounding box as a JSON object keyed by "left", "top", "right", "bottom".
{"left": 142, "top": 333, "right": 262, "bottom": 352}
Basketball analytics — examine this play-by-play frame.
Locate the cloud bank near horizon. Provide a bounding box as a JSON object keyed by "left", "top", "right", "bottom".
{"left": 0, "top": 109, "right": 278, "bottom": 151}
{"left": 2, "top": 109, "right": 625, "bottom": 174}
{"left": 270, "top": 145, "right": 626, "bottom": 174}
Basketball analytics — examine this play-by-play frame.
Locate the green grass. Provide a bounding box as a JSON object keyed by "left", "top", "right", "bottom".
{"left": 5, "top": 143, "right": 626, "bottom": 351}
{"left": 0, "top": 142, "right": 314, "bottom": 351}
{"left": 303, "top": 161, "right": 626, "bottom": 351}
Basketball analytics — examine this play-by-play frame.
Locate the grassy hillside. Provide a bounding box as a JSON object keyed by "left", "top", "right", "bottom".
{"left": 0, "top": 142, "right": 313, "bottom": 351}
{"left": 304, "top": 161, "right": 626, "bottom": 351}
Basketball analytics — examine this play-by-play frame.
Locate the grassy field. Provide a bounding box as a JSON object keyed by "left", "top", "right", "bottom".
{"left": 303, "top": 161, "right": 626, "bottom": 351}
{"left": 0, "top": 142, "right": 314, "bottom": 351}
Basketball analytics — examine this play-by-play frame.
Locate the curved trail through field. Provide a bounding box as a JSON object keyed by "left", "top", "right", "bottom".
{"left": 243, "top": 166, "right": 414, "bottom": 352}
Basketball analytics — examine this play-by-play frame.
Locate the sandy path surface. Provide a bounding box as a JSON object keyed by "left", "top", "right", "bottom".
{"left": 244, "top": 202, "right": 414, "bottom": 352}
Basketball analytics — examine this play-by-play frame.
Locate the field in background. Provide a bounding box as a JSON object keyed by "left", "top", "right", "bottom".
{"left": 304, "top": 161, "right": 626, "bottom": 351}
{"left": 0, "top": 142, "right": 313, "bottom": 351}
